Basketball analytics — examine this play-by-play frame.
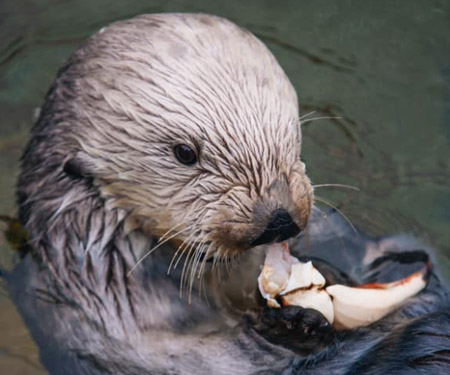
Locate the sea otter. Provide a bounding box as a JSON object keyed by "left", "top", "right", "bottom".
{"left": 6, "top": 13, "right": 450, "bottom": 375}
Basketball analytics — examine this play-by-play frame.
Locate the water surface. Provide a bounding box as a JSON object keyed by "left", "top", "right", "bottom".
{"left": 0, "top": 0, "right": 449, "bottom": 373}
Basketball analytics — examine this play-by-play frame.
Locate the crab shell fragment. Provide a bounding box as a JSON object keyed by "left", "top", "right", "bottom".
{"left": 258, "top": 242, "right": 428, "bottom": 330}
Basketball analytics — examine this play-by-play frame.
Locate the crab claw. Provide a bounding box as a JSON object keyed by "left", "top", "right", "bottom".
{"left": 326, "top": 267, "right": 428, "bottom": 329}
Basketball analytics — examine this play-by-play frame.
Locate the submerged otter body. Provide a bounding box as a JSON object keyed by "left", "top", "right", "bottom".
{"left": 7, "top": 13, "right": 450, "bottom": 374}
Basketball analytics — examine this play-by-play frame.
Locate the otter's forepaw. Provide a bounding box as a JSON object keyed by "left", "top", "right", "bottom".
{"left": 254, "top": 306, "right": 335, "bottom": 355}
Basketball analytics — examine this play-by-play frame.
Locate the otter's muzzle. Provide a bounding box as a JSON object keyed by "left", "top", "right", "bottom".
{"left": 251, "top": 209, "right": 301, "bottom": 246}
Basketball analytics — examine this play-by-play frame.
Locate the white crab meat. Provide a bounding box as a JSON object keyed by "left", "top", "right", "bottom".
{"left": 258, "top": 242, "right": 428, "bottom": 329}
{"left": 281, "top": 287, "right": 334, "bottom": 323}
{"left": 326, "top": 269, "right": 427, "bottom": 329}
{"left": 257, "top": 242, "right": 298, "bottom": 308}
{"left": 281, "top": 261, "right": 326, "bottom": 295}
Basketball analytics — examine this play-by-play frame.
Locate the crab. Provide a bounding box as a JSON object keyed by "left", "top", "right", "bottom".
{"left": 258, "top": 242, "right": 428, "bottom": 329}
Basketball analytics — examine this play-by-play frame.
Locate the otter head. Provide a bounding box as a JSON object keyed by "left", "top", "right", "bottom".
{"left": 60, "top": 14, "right": 313, "bottom": 261}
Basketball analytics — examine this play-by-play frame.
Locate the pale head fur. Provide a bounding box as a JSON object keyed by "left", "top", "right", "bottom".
{"left": 21, "top": 13, "right": 313, "bottom": 260}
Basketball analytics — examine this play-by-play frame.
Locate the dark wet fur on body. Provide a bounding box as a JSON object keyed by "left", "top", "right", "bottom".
{"left": 7, "top": 210, "right": 450, "bottom": 374}
{"left": 5, "top": 13, "right": 450, "bottom": 375}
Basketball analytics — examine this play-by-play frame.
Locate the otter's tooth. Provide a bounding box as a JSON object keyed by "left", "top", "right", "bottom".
{"left": 327, "top": 269, "right": 427, "bottom": 329}
{"left": 281, "top": 287, "right": 334, "bottom": 324}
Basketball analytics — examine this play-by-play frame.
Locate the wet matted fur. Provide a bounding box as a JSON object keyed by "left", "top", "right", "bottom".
{"left": 6, "top": 13, "right": 450, "bottom": 375}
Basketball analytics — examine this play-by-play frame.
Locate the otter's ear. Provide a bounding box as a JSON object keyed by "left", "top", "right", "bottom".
{"left": 63, "top": 154, "right": 93, "bottom": 180}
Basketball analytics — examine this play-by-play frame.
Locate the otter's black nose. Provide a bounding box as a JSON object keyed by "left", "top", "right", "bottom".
{"left": 251, "top": 209, "right": 301, "bottom": 246}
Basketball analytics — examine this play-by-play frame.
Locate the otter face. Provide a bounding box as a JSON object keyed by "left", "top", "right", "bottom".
{"left": 64, "top": 14, "right": 313, "bottom": 260}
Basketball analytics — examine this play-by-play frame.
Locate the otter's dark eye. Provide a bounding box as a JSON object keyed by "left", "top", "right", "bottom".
{"left": 173, "top": 144, "right": 197, "bottom": 165}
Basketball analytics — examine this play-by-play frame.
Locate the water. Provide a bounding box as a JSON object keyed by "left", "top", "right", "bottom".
{"left": 0, "top": 0, "right": 449, "bottom": 373}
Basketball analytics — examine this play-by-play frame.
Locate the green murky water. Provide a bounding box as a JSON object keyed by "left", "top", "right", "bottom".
{"left": 0, "top": 0, "right": 449, "bottom": 373}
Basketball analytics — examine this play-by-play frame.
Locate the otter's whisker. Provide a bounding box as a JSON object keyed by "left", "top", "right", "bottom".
{"left": 312, "top": 205, "right": 349, "bottom": 251}
{"left": 312, "top": 183, "right": 360, "bottom": 191}
{"left": 186, "top": 249, "right": 197, "bottom": 303}
{"left": 127, "top": 226, "right": 192, "bottom": 277}
{"left": 197, "top": 242, "right": 212, "bottom": 279}
{"left": 157, "top": 220, "right": 190, "bottom": 244}
{"left": 175, "top": 233, "right": 194, "bottom": 278}
{"left": 197, "top": 243, "right": 214, "bottom": 301}
{"left": 179, "top": 248, "right": 192, "bottom": 298}
{"left": 171, "top": 212, "right": 206, "bottom": 272}
{"left": 180, "top": 238, "right": 201, "bottom": 298}
{"left": 223, "top": 249, "right": 232, "bottom": 276}
{"left": 171, "top": 245, "right": 189, "bottom": 272}
{"left": 312, "top": 204, "right": 364, "bottom": 271}
{"left": 300, "top": 116, "right": 342, "bottom": 125}
{"left": 173, "top": 238, "right": 195, "bottom": 271}
{"left": 188, "top": 241, "right": 208, "bottom": 303}
{"left": 198, "top": 257, "right": 211, "bottom": 307}
{"left": 212, "top": 251, "right": 224, "bottom": 283}
{"left": 154, "top": 218, "right": 195, "bottom": 268}
{"left": 187, "top": 243, "right": 203, "bottom": 296}
{"left": 182, "top": 246, "right": 201, "bottom": 301}
{"left": 167, "top": 206, "right": 209, "bottom": 275}
{"left": 315, "top": 195, "right": 358, "bottom": 235}
{"left": 299, "top": 110, "right": 317, "bottom": 120}
{"left": 168, "top": 230, "right": 198, "bottom": 274}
